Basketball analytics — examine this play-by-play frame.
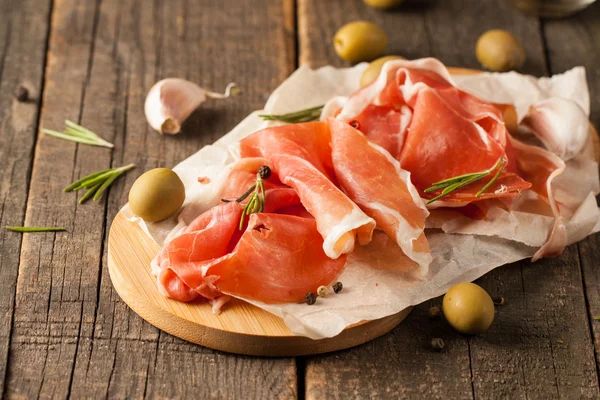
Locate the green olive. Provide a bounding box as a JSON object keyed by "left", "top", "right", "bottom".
{"left": 363, "top": 0, "right": 405, "bottom": 9}
{"left": 334, "top": 21, "right": 388, "bottom": 63}
{"left": 442, "top": 282, "right": 495, "bottom": 334}
{"left": 129, "top": 168, "right": 185, "bottom": 222}
{"left": 360, "top": 55, "right": 405, "bottom": 87}
{"left": 476, "top": 29, "right": 526, "bottom": 72}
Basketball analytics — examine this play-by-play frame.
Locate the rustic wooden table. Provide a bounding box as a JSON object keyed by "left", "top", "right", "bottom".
{"left": 0, "top": 0, "right": 599, "bottom": 398}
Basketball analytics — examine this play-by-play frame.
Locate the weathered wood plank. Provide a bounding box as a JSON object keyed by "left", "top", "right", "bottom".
{"left": 305, "top": 302, "right": 474, "bottom": 399}
{"left": 298, "top": 0, "right": 432, "bottom": 67}
{"left": 5, "top": 0, "right": 108, "bottom": 397}
{"left": 299, "top": 0, "right": 597, "bottom": 398}
{"left": 471, "top": 248, "right": 599, "bottom": 398}
{"left": 0, "top": 0, "right": 52, "bottom": 396}
{"left": 542, "top": 0, "right": 600, "bottom": 377}
{"left": 7, "top": 0, "right": 297, "bottom": 398}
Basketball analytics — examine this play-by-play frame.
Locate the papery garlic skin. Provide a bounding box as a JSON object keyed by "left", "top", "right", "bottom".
{"left": 145, "top": 78, "right": 207, "bottom": 134}
{"left": 522, "top": 97, "right": 589, "bottom": 161}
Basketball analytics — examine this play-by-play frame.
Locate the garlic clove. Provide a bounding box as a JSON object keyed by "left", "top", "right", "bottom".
{"left": 521, "top": 97, "right": 589, "bottom": 161}
{"left": 145, "top": 78, "right": 207, "bottom": 134}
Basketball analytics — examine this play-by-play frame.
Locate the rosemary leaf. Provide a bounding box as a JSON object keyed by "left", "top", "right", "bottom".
{"left": 238, "top": 207, "right": 247, "bottom": 230}
{"left": 259, "top": 105, "right": 324, "bottom": 124}
{"left": 425, "top": 157, "right": 505, "bottom": 204}
{"left": 43, "top": 130, "right": 108, "bottom": 147}
{"left": 65, "top": 163, "right": 135, "bottom": 204}
{"left": 81, "top": 171, "right": 116, "bottom": 189}
{"left": 429, "top": 170, "right": 489, "bottom": 187}
{"left": 64, "top": 168, "right": 113, "bottom": 192}
{"left": 5, "top": 226, "right": 66, "bottom": 233}
{"left": 93, "top": 171, "right": 122, "bottom": 201}
{"left": 43, "top": 120, "right": 114, "bottom": 148}
{"left": 442, "top": 173, "right": 488, "bottom": 195}
{"left": 476, "top": 158, "right": 506, "bottom": 197}
{"left": 234, "top": 166, "right": 270, "bottom": 229}
{"left": 236, "top": 184, "right": 257, "bottom": 203}
{"left": 65, "top": 120, "right": 99, "bottom": 140}
{"left": 79, "top": 182, "right": 102, "bottom": 204}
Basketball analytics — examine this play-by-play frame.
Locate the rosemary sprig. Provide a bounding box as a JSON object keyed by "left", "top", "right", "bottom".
{"left": 425, "top": 157, "right": 506, "bottom": 204}
{"left": 5, "top": 226, "right": 66, "bottom": 233}
{"left": 43, "top": 120, "right": 114, "bottom": 148}
{"left": 65, "top": 163, "right": 135, "bottom": 204}
{"left": 222, "top": 166, "right": 270, "bottom": 230}
{"left": 259, "top": 105, "right": 324, "bottom": 124}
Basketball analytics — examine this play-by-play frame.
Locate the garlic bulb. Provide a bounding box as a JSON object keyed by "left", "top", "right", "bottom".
{"left": 521, "top": 97, "right": 589, "bottom": 161}
{"left": 144, "top": 79, "right": 238, "bottom": 134}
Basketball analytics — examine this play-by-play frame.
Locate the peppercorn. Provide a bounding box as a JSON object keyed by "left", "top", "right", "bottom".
{"left": 317, "top": 285, "right": 328, "bottom": 298}
{"left": 258, "top": 165, "right": 271, "bottom": 180}
{"left": 14, "top": 85, "right": 28, "bottom": 102}
{"left": 428, "top": 306, "right": 441, "bottom": 319}
{"left": 431, "top": 338, "right": 444, "bottom": 351}
{"left": 305, "top": 292, "right": 317, "bottom": 305}
{"left": 332, "top": 281, "right": 343, "bottom": 294}
{"left": 493, "top": 296, "right": 505, "bottom": 305}
{"left": 349, "top": 120, "right": 361, "bottom": 130}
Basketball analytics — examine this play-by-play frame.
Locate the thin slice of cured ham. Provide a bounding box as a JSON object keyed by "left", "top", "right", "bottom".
{"left": 328, "top": 118, "right": 431, "bottom": 272}
{"left": 153, "top": 205, "right": 345, "bottom": 304}
{"left": 206, "top": 213, "right": 346, "bottom": 303}
{"left": 333, "top": 58, "right": 531, "bottom": 202}
{"left": 240, "top": 122, "right": 376, "bottom": 259}
{"left": 398, "top": 87, "right": 531, "bottom": 201}
{"left": 153, "top": 201, "right": 243, "bottom": 302}
{"left": 509, "top": 136, "right": 567, "bottom": 260}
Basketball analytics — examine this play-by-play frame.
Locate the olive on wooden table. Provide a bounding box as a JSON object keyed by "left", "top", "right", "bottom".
{"left": 476, "top": 29, "right": 525, "bottom": 72}
{"left": 360, "top": 55, "right": 405, "bottom": 87}
{"left": 129, "top": 168, "right": 185, "bottom": 222}
{"left": 333, "top": 21, "right": 388, "bottom": 63}
{"left": 363, "top": 0, "right": 405, "bottom": 10}
{"left": 442, "top": 282, "right": 495, "bottom": 334}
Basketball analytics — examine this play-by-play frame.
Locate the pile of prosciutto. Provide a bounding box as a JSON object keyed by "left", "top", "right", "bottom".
{"left": 149, "top": 58, "right": 598, "bottom": 318}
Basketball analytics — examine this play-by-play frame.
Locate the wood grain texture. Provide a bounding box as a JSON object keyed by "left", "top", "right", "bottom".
{"left": 0, "top": 0, "right": 52, "bottom": 396}
{"left": 6, "top": 0, "right": 298, "bottom": 398}
{"left": 543, "top": 0, "right": 600, "bottom": 378}
{"left": 298, "top": 0, "right": 598, "bottom": 399}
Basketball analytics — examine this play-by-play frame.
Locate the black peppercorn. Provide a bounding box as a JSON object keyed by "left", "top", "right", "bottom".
{"left": 14, "top": 85, "right": 28, "bottom": 102}
{"left": 332, "top": 281, "right": 343, "bottom": 294}
{"left": 258, "top": 165, "right": 271, "bottom": 180}
{"left": 431, "top": 338, "right": 444, "bottom": 351}
{"left": 428, "top": 306, "right": 441, "bottom": 319}
{"left": 305, "top": 292, "right": 317, "bottom": 305}
{"left": 349, "top": 120, "right": 360, "bottom": 130}
{"left": 493, "top": 296, "right": 505, "bottom": 305}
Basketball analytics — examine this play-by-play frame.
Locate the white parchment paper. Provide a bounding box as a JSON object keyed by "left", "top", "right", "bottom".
{"left": 123, "top": 64, "right": 599, "bottom": 339}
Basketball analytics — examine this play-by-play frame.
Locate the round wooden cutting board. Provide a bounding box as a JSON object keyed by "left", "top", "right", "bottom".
{"left": 108, "top": 211, "right": 411, "bottom": 356}
{"left": 107, "top": 67, "right": 599, "bottom": 357}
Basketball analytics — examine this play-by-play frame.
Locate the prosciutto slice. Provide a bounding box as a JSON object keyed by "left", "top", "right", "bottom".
{"left": 206, "top": 213, "right": 346, "bottom": 303}
{"left": 240, "top": 122, "right": 376, "bottom": 259}
{"left": 154, "top": 201, "right": 242, "bottom": 302}
{"left": 335, "top": 59, "right": 532, "bottom": 202}
{"left": 153, "top": 205, "right": 344, "bottom": 304}
{"left": 328, "top": 118, "right": 431, "bottom": 272}
{"left": 509, "top": 137, "right": 567, "bottom": 260}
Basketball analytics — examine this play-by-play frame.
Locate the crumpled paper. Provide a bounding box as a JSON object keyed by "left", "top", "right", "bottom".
{"left": 123, "top": 64, "right": 600, "bottom": 339}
